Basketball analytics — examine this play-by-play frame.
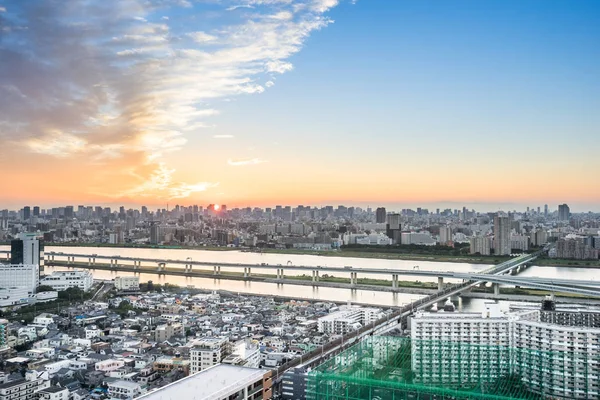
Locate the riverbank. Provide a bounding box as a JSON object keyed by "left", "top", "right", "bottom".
{"left": 6, "top": 242, "right": 597, "bottom": 268}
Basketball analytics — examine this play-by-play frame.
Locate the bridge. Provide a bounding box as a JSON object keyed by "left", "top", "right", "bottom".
{"left": 1, "top": 249, "right": 595, "bottom": 297}
{"left": 272, "top": 252, "right": 556, "bottom": 382}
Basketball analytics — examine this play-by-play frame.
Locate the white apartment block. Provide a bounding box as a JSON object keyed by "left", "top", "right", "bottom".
{"left": 107, "top": 380, "right": 142, "bottom": 399}
{"left": 37, "top": 386, "right": 69, "bottom": 400}
{"left": 115, "top": 276, "right": 140, "bottom": 291}
{"left": 410, "top": 303, "right": 600, "bottom": 399}
{"left": 0, "top": 264, "right": 39, "bottom": 294}
{"left": 318, "top": 306, "right": 383, "bottom": 335}
{"left": 40, "top": 270, "right": 93, "bottom": 291}
{"left": 469, "top": 236, "right": 491, "bottom": 255}
{"left": 190, "top": 337, "right": 231, "bottom": 374}
{"left": 0, "top": 376, "right": 49, "bottom": 400}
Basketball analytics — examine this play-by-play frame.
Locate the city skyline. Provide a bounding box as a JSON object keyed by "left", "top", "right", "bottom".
{"left": 1, "top": 1, "right": 599, "bottom": 209}
{"left": 0, "top": 201, "right": 597, "bottom": 214}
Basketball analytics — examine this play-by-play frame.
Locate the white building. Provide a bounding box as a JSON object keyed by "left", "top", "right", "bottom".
{"left": 410, "top": 303, "right": 600, "bottom": 399}
{"left": 317, "top": 306, "right": 383, "bottom": 335}
{"left": 190, "top": 337, "right": 230, "bottom": 374}
{"left": 0, "top": 264, "right": 39, "bottom": 294}
{"left": 115, "top": 276, "right": 140, "bottom": 291}
{"left": 95, "top": 359, "right": 125, "bottom": 372}
{"left": 0, "top": 287, "right": 33, "bottom": 308}
{"left": 133, "top": 364, "right": 272, "bottom": 400}
{"left": 0, "top": 375, "right": 49, "bottom": 400}
{"left": 223, "top": 341, "right": 261, "bottom": 369}
{"left": 40, "top": 270, "right": 93, "bottom": 291}
{"left": 400, "top": 232, "right": 436, "bottom": 246}
{"left": 37, "top": 386, "right": 69, "bottom": 400}
{"left": 107, "top": 380, "right": 142, "bottom": 399}
{"left": 439, "top": 226, "right": 452, "bottom": 245}
{"left": 469, "top": 236, "right": 491, "bottom": 255}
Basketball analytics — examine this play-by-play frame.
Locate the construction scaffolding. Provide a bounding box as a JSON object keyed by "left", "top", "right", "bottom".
{"left": 306, "top": 336, "right": 597, "bottom": 400}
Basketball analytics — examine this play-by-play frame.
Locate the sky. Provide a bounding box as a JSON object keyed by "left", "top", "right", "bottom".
{"left": 0, "top": 0, "right": 599, "bottom": 212}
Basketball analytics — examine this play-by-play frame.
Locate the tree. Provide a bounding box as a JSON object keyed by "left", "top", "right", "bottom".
{"left": 147, "top": 281, "right": 154, "bottom": 291}
{"left": 36, "top": 285, "right": 55, "bottom": 293}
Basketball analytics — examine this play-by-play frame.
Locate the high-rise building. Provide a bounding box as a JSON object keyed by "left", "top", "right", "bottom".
{"left": 375, "top": 207, "right": 386, "bottom": 223}
{"left": 410, "top": 302, "right": 600, "bottom": 399}
{"left": 469, "top": 236, "right": 491, "bottom": 255}
{"left": 64, "top": 205, "right": 74, "bottom": 219}
{"left": 439, "top": 226, "right": 452, "bottom": 245}
{"left": 544, "top": 204, "right": 548, "bottom": 217}
{"left": 493, "top": 215, "right": 511, "bottom": 255}
{"left": 33, "top": 206, "right": 40, "bottom": 217}
{"left": 150, "top": 224, "right": 162, "bottom": 245}
{"left": 558, "top": 203, "right": 570, "bottom": 221}
{"left": 385, "top": 213, "right": 401, "bottom": 244}
{"left": 11, "top": 233, "right": 43, "bottom": 280}
{"left": 23, "top": 206, "right": 31, "bottom": 221}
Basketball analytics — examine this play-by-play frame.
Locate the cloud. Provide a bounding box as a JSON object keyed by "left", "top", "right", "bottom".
{"left": 227, "top": 158, "right": 268, "bottom": 166}
{"left": 188, "top": 31, "right": 217, "bottom": 43}
{"left": 0, "top": 7, "right": 6, "bottom": 12}
{"left": 226, "top": 5, "right": 255, "bottom": 11}
{"left": 0, "top": 0, "right": 340, "bottom": 200}
{"left": 213, "top": 134, "right": 235, "bottom": 139}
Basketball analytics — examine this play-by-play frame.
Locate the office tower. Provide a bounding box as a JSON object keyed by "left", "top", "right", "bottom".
{"left": 544, "top": 204, "right": 548, "bottom": 217}
{"left": 558, "top": 204, "right": 570, "bottom": 221}
{"left": 493, "top": 215, "right": 511, "bottom": 255}
{"left": 23, "top": 206, "right": 31, "bottom": 220}
{"left": 11, "top": 233, "right": 43, "bottom": 266}
{"left": 33, "top": 206, "right": 40, "bottom": 217}
{"left": 64, "top": 205, "right": 74, "bottom": 219}
{"left": 386, "top": 213, "right": 402, "bottom": 244}
{"left": 150, "top": 224, "right": 162, "bottom": 244}
{"left": 375, "top": 207, "right": 386, "bottom": 223}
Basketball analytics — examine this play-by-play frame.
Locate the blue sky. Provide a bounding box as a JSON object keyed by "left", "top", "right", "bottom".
{"left": 0, "top": 0, "right": 599, "bottom": 210}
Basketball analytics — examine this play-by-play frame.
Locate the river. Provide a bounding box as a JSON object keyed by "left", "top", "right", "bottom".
{"left": 3, "top": 245, "right": 595, "bottom": 311}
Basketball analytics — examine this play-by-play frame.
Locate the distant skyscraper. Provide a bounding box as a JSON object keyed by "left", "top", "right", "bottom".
{"left": 64, "top": 205, "right": 74, "bottom": 219}
{"left": 558, "top": 204, "right": 570, "bottom": 222}
{"left": 544, "top": 204, "right": 549, "bottom": 218}
{"left": 33, "top": 206, "right": 40, "bottom": 217}
{"left": 23, "top": 206, "right": 31, "bottom": 221}
{"left": 375, "top": 207, "right": 386, "bottom": 223}
{"left": 494, "top": 215, "right": 511, "bottom": 256}
{"left": 386, "top": 213, "right": 402, "bottom": 244}
{"left": 10, "top": 233, "right": 43, "bottom": 285}
{"left": 439, "top": 226, "right": 452, "bottom": 245}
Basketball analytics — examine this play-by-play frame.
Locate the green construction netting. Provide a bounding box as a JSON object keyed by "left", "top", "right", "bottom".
{"left": 307, "top": 336, "right": 597, "bottom": 400}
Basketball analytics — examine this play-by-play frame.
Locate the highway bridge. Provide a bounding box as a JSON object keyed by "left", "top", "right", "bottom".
{"left": 2, "top": 249, "right": 597, "bottom": 297}
{"left": 272, "top": 253, "right": 551, "bottom": 381}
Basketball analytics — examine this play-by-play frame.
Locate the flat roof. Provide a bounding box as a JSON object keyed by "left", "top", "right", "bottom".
{"left": 135, "top": 364, "right": 265, "bottom": 400}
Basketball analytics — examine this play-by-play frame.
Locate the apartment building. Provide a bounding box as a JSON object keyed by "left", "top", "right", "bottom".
{"left": 410, "top": 302, "right": 600, "bottom": 399}
{"left": 317, "top": 306, "right": 383, "bottom": 335}
{"left": 39, "top": 270, "right": 93, "bottom": 291}
{"left": 190, "top": 337, "right": 230, "bottom": 374}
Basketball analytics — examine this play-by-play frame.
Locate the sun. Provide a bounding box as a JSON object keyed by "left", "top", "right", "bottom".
{"left": 214, "top": 204, "right": 220, "bottom": 211}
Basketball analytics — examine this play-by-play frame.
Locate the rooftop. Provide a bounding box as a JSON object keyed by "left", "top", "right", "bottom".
{"left": 135, "top": 364, "right": 265, "bottom": 400}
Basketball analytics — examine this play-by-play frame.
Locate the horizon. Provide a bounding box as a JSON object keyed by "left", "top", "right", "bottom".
{"left": 1, "top": 200, "right": 597, "bottom": 214}
{"left": 1, "top": 1, "right": 599, "bottom": 208}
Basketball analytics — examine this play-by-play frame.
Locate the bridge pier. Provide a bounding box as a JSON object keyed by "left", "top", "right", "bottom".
{"left": 392, "top": 274, "right": 398, "bottom": 289}
{"left": 438, "top": 277, "right": 444, "bottom": 291}
{"left": 312, "top": 270, "right": 320, "bottom": 283}
{"left": 277, "top": 268, "right": 284, "bottom": 280}
{"left": 493, "top": 283, "right": 500, "bottom": 296}
{"left": 349, "top": 272, "right": 357, "bottom": 286}
{"left": 244, "top": 267, "right": 251, "bottom": 278}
